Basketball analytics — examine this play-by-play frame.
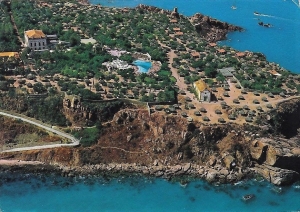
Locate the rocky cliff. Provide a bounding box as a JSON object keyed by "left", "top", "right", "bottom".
{"left": 190, "top": 13, "right": 243, "bottom": 42}
{"left": 0, "top": 109, "right": 256, "bottom": 184}
{"left": 2, "top": 98, "right": 300, "bottom": 185}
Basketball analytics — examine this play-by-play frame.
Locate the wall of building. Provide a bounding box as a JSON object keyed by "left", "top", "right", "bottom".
{"left": 200, "top": 90, "right": 211, "bottom": 102}
{"left": 24, "top": 36, "right": 47, "bottom": 50}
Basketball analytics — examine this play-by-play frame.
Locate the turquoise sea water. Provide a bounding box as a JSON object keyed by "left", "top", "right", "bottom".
{"left": 133, "top": 60, "right": 152, "bottom": 73}
{"left": 1, "top": 173, "right": 300, "bottom": 212}
{"left": 91, "top": 0, "right": 300, "bottom": 74}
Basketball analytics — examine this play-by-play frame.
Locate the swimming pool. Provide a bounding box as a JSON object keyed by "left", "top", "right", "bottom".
{"left": 133, "top": 60, "right": 152, "bottom": 73}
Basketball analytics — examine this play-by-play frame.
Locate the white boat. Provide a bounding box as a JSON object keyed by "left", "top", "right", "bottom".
{"left": 231, "top": 0, "right": 237, "bottom": 9}
{"left": 242, "top": 194, "right": 255, "bottom": 201}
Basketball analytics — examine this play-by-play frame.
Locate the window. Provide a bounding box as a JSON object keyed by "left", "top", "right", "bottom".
{"left": 30, "top": 43, "right": 32, "bottom": 47}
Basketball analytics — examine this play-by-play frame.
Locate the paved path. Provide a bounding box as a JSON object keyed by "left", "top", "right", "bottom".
{"left": 0, "top": 111, "right": 80, "bottom": 153}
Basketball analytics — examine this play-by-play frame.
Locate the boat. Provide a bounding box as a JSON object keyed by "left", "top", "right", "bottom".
{"left": 254, "top": 11, "right": 260, "bottom": 15}
{"left": 242, "top": 194, "right": 255, "bottom": 201}
{"left": 231, "top": 0, "right": 237, "bottom": 9}
{"left": 258, "top": 21, "right": 272, "bottom": 28}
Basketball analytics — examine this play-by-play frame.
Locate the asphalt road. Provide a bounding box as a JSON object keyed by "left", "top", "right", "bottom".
{"left": 0, "top": 111, "right": 80, "bottom": 153}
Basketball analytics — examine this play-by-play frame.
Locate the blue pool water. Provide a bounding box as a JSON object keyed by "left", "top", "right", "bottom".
{"left": 133, "top": 60, "right": 152, "bottom": 73}
{"left": 1, "top": 173, "right": 300, "bottom": 211}
{"left": 91, "top": 0, "right": 300, "bottom": 74}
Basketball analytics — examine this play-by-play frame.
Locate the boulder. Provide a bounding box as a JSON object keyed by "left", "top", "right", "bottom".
{"left": 254, "top": 164, "right": 299, "bottom": 185}
{"left": 208, "top": 155, "right": 217, "bottom": 166}
{"left": 219, "top": 169, "right": 229, "bottom": 176}
{"left": 182, "top": 163, "right": 191, "bottom": 172}
{"left": 206, "top": 169, "right": 218, "bottom": 182}
{"left": 250, "top": 140, "right": 268, "bottom": 161}
{"left": 223, "top": 155, "right": 235, "bottom": 169}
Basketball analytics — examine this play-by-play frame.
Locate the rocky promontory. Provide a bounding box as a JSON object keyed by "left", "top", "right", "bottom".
{"left": 190, "top": 13, "right": 243, "bottom": 42}
{"left": 136, "top": 4, "right": 243, "bottom": 42}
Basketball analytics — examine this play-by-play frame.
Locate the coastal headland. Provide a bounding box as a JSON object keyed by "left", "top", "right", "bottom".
{"left": 0, "top": 0, "right": 300, "bottom": 186}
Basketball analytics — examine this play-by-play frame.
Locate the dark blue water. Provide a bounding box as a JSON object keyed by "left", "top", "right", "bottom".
{"left": 1, "top": 173, "right": 300, "bottom": 211}
{"left": 133, "top": 60, "right": 152, "bottom": 73}
{"left": 91, "top": 0, "right": 300, "bottom": 73}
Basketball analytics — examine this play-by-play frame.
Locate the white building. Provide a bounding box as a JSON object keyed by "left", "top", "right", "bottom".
{"left": 24, "top": 30, "right": 47, "bottom": 50}
{"left": 193, "top": 80, "right": 211, "bottom": 102}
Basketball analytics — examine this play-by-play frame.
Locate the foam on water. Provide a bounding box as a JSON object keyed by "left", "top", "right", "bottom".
{"left": 91, "top": 0, "right": 300, "bottom": 73}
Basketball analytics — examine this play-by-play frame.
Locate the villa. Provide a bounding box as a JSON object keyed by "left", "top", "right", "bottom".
{"left": 236, "top": 52, "right": 246, "bottom": 57}
{"left": 217, "top": 49, "right": 226, "bottom": 54}
{"left": 24, "top": 30, "right": 47, "bottom": 50}
{"left": 193, "top": 80, "right": 211, "bottom": 102}
{"left": 102, "top": 59, "right": 133, "bottom": 70}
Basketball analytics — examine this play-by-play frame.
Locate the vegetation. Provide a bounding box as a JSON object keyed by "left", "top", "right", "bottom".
{"left": 0, "top": 0, "right": 298, "bottom": 132}
{"left": 73, "top": 125, "right": 102, "bottom": 147}
{"left": 0, "top": 1, "right": 20, "bottom": 51}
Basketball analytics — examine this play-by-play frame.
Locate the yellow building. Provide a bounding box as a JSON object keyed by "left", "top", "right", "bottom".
{"left": 193, "top": 80, "right": 211, "bottom": 102}
{"left": 0, "top": 52, "right": 19, "bottom": 58}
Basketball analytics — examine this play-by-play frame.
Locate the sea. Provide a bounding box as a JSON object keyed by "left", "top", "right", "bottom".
{"left": 1, "top": 172, "right": 300, "bottom": 212}
{"left": 1, "top": 0, "right": 300, "bottom": 211}
{"left": 91, "top": 0, "right": 300, "bottom": 74}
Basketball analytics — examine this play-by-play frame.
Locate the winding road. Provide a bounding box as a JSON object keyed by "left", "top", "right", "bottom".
{"left": 0, "top": 111, "right": 80, "bottom": 153}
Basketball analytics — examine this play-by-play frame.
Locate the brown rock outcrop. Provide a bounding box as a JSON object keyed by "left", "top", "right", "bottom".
{"left": 190, "top": 13, "right": 243, "bottom": 42}
{"left": 250, "top": 137, "right": 300, "bottom": 174}
{"left": 136, "top": 4, "right": 169, "bottom": 15}
{"left": 254, "top": 164, "right": 299, "bottom": 185}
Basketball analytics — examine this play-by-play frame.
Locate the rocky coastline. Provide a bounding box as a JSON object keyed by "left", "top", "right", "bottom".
{"left": 3, "top": 98, "right": 300, "bottom": 186}
{"left": 0, "top": 159, "right": 254, "bottom": 185}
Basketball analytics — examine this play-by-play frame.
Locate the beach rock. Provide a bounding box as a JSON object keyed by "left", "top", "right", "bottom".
{"left": 223, "top": 155, "right": 235, "bottom": 169}
{"left": 206, "top": 169, "right": 218, "bottom": 182}
{"left": 254, "top": 164, "right": 299, "bottom": 185}
{"left": 226, "top": 173, "right": 237, "bottom": 182}
{"left": 183, "top": 163, "right": 191, "bottom": 172}
{"left": 219, "top": 169, "right": 229, "bottom": 176}
{"left": 208, "top": 155, "right": 217, "bottom": 166}
{"left": 250, "top": 137, "right": 300, "bottom": 174}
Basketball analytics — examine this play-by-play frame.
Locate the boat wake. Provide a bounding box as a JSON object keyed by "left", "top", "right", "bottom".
{"left": 254, "top": 12, "right": 300, "bottom": 24}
